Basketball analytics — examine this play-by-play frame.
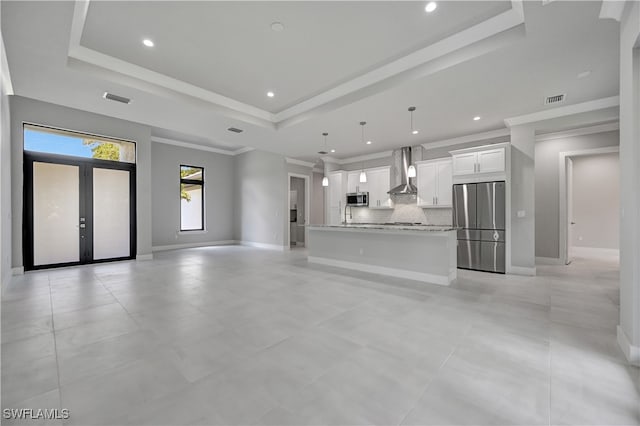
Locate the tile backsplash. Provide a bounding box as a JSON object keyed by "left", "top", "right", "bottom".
{"left": 346, "top": 194, "right": 453, "bottom": 225}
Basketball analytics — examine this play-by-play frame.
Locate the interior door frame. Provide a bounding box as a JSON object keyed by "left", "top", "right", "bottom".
{"left": 558, "top": 145, "right": 619, "bottom": 265}
{"left": 286, "top": 173, "right": 310, "bottom": 249}
{"left": 24, "top": 151, "right": 137, "bottom": 271}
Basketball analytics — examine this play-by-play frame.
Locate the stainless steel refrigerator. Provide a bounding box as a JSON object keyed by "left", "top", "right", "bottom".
{"left": 453, "top": 181, "right": 506, "bottom": 273}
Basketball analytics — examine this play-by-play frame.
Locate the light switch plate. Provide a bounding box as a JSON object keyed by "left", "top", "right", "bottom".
{"left": 517, "top": 210, "right": 526, "bottom": 218}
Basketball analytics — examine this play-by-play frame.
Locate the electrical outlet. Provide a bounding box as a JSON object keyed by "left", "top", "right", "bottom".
{"left": 517, "top": 210, "right": 526, "bottom": 218}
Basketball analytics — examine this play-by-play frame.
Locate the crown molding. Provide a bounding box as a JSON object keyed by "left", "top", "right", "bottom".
{"left": 69, "top": 0, "right": 525, "bottom": 130}
{"left": 333, "top": 150, "right": 393, "bottom": 165}
{"left": 535, "top": 121, "right": 619, "bottom": 141}
{"left": 1, "top": 30, "right": 14, "bottom": 96}
{"left": 599, "top": 0, "right": 627, "bottom": 21}
{"left": 233, "top": 147, "right": 255, "bottom": 155}
{"left": 151, "top": 136, "right": 246, "bottom": 156}
{"left": 285, "top": 157, "right": 315, "bottom": 168}
{"left": 422, "top": 128, "right": 510, "bottom": 151}
{"left": 504, "top": 96, "right": 620, "bottom": 127}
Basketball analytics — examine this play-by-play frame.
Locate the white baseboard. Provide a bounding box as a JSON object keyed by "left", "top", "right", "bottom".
{"left": 308, "top": 256, "right": 451, "bottom": 286}
{"left": 536, "top": 256, "right": 564, "bottom": 265}
{"left": 152, "top": 240, "right": 236, "bottom": 252}
{"left": 508, "top": 265, "right": 537, "bottom": 276}
{"left": 617, "top": 325, "right": 640, "bottom": 366}
{"left": 12, "top": 267, "right": 24, "bottom": 276}
{"left": 571, "top": 247, "right": 620, "bottom": 259}
{"left": 240, "top": 241, "right": 285, "bottom": 251}
{"left": 136, "top": 254, "right": 153, "bottom": 261}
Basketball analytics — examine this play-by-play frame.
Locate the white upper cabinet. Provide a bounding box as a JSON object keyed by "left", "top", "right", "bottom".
{"left": 451, "top": 145, "right": 505, "bottom": 177}
{"left": 346, "top": 171, "right": 368, "bottom": 193}
{"left": 367, "top": 167, "right": 392, "bottom": 209}
{"left": 436, "top": 160, "right": 453, "bottom": 206}
{"left": 416, "top": 159, "right": 452, "bottom": 208}
{"left": 476, "top": 148, "right": 505, "bottom": 174}
{"left": 451, "top": 152, "right": 477, "bottom": 176}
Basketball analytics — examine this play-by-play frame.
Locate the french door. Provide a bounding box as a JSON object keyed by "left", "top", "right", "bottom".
{"left": 24, "top": 152, "right": 136, "bottom": 270}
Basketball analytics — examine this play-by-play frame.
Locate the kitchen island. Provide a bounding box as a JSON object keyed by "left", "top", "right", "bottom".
{"left": 307, "top": 224, "right": 457, "bottom": 285}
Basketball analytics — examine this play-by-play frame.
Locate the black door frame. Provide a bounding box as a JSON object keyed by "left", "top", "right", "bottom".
{"left": 23, "top": 151, "right": 137, "bottom": 271}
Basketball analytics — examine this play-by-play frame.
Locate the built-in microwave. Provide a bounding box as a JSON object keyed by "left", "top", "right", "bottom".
{"left": 346, "top": 192, "right": 369, "bottom": 207}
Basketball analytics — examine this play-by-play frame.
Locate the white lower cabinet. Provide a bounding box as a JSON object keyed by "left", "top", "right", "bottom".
{"left": 416, "top": 159, "right": 452, "bottom": 208}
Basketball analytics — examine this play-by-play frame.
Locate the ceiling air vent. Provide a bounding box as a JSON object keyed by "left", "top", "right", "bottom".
{"left": 227, "top": 127, "right": 243, "bottom": 133}
{"left": 102, "top": 92, "right": 131, "bottom": 104}
{"left": 544, "top": 94, "right": 565, "bottom": 105}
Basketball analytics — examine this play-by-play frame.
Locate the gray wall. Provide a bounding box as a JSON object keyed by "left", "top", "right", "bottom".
{"left": 310, "top": 171, "right": 325, "bottom": 225}
{"left": 151, "top": 142, "right": 235, "bottom": 248}
{"left": 1, "top": 82, "right": 11, "bottom": 292}
{"left": 535, "top": 130, "right": 619, "bottom": 258}
{"left": 234, "top": 150, "right": 286, "bottom": 247}
{"left": 571, "top": 153, "right": 619, "bottom": 250}
{"left": 9, "top": 96, "right": 153, "bottom": 267}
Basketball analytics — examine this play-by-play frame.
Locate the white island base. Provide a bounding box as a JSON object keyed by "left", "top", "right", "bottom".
{"left": 307, "top": 225, "right": 457, "bottom": 286}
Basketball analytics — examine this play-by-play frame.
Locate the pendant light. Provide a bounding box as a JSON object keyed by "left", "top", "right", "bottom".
{"left": 409, "top": 106, "right": 419, "bottom": 135}
{"left": 320, "top": 132, "right": 329, "bottom": 187}
{"left": 359, "top": 122, "right": 367, "bottom": 183}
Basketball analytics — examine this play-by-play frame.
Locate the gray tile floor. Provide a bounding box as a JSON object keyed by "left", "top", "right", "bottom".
{"left": 2, "top": 246, "right": 639, "bottom": 425}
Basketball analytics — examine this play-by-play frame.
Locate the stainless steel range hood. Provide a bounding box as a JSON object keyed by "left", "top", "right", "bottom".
{"left": 388, "top": 146, "right": 417, "bottom": 195}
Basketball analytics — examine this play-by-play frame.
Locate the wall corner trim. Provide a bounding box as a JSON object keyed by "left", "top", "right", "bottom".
{"left": 617, "top": 325, "right": 640, "bottom": 366}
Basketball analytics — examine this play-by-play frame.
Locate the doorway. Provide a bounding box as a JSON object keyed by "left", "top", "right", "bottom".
{"left": 288, "top": 174, "right": 309, "bottom": 249}
{"left": 559, "top": 146, "right": 619, "bottom": 265}
{"left": 22, "top": 124, "right": 136, "bottom": 270}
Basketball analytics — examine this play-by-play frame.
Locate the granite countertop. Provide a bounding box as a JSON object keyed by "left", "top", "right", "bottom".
{"left": 308, "top": 223, "right": 456, "bottom": 232}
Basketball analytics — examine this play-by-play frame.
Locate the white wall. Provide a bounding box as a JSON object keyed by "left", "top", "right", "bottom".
{"left": 618, "top": 1, "right": 640, "bottom": 362}
{"left": 234, "top": 150, "right": 287, "bottom": 248}
{"left": 1, "top": 9, "right": 12, "bottom": 291}
{"left": 571, "top": 153, "right": 619, "bottom": 250}
{"left": 535, "top": 130, "right": 619, "bottom": 259}
{"left": 9, "top": 96, "right": 153, "bottom": 267}
{"left": 151, "top": 142, "right": 234, "bottom": 248}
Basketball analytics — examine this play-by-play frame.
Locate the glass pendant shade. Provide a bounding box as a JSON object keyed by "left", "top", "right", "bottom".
{"left": 407, "top": 165, "right": 417, "bottom": 178}
{"left": 359, "top": 171, "right": 367, "bottom": 183}
{"left": 322, "top": 176, "right": 329, "bottom": 187}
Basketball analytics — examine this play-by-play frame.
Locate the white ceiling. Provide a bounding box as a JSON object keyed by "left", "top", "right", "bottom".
{"left": 81, "top": 1, "right": 511, "bottom": 114}
{"left": 1, "top": 1, "right": 621, "bottom": 161}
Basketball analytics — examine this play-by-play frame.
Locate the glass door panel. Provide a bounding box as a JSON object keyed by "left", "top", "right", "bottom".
{"left": 93, "top": 168, "right": 131, "bottom": 260}
{"left": 33, "top": 162, "right": 80, "bottom": 266}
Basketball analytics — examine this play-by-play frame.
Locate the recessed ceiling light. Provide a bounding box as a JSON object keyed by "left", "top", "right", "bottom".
{"left": 577, "top": 70, "right": 592, "bottom": 79}
{"left": 425, "top": 2, "right": 437, "bottom": 13}
{"left": 412, "top": 130, "right": 419, "bottom": 135}
{"left": 366, "top": 140, "right": 372, "bottom": 145}
{"left": 267, "top": 91, "right": 275, "bottom": 98}
{"left": 473, "top": 116, "right": 481, "bottom": 121}
{"left": 271, "top": 22, "right": 285, "bottom": 32}
{"left": 330, "top": 149, "right": 336, "bottom": 153}
{"left": 142, "top": 39, "right": 154, "bottom": 47}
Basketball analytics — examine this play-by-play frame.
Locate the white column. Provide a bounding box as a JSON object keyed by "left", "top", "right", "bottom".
{"left": 509, "top": 125, "right": 536, "bottom": 275}
{"left": 618, "top": 1, "right": 640, "bottom": 365}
